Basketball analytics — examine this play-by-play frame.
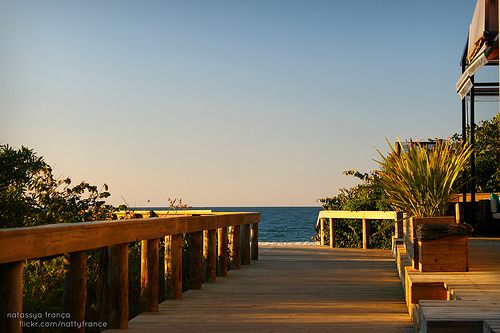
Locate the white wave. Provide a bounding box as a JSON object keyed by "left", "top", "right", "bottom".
{"left": 259, "top": 241, "right": 318, "bottom": 246}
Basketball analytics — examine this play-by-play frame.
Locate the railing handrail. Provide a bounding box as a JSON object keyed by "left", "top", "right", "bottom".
{"left": 316, "top": 210, "right": 399, "bottom": 225}
{"left": 450, "top": 192, "right": 500, "bottom": 203}
{"left": 0, "top": 212, "right": 259, "bottom": 264}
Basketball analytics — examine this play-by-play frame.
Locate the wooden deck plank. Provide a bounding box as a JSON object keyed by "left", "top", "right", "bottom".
{"left": 105, "top": 245, "right": 413, "bottom": 332}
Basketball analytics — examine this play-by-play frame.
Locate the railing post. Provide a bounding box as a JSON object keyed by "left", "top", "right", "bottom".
{"left": 203, "top": 229, "right": 217, "bottom": 283}
{"left": 241, "top": 224, "right": 251, "bottom": 265}
{"left": 97, "top": 248, "right": 108, "bottom": 325}
{"left": 63, "top": 251, "right": 86, "bottom": 332}
{"left": 251, "top": 223, "right": 259, "bottom": 260}
{"left": 165, "top": 234, "right": 183, "bottom": 300}
{"left": 218, "top": 227, "right": 228, "bottom": 276}
{"left": 229, "top": 225, "right": 241, "bottom": 270}
{"left": 108, "top": 243, "right": 129, "bottom": 329}
{"left": 141, "top": 238, "right": 159, "bottom": 312}
{"left": 329, "top": 218, "right": 336, "bottom": 248}
{"left": 455, "top": 202, "right": 462, "bottom": 224}
{"left": 188, "top": 231, "right": 203, "bottom": 290}
{"left": 0, "top": 261, "right": 23, "bottom": 333}
{"left": 395, "top": 211, "right": 404, "bottom": 238}
{"left": 362, "top": 219, "right": 368, "bottom": 249}
{"left": 320, "top": 218, "right": 325, "bottom": 245}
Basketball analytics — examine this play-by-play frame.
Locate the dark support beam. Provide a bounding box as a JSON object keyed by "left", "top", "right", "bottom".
{"left": 473, "top": 82, "right": 499, "bottom": 86}
{"left": 471, "top": 75, "right": 476, "bottom": 231}
{"left": 462, "top": 68, "right": 468, "bottom": 208}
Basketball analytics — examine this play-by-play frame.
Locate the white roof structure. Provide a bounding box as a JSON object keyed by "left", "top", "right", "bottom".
{"left": 456, "top": 0, "right": 498, "bottom": 99}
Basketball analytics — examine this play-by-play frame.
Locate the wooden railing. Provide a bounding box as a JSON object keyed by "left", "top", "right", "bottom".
{"left": 316, "top": 210, "right": 403, "bottom": 249}
{"left": 0, "top": 211, "right": 260, "bottom": 332}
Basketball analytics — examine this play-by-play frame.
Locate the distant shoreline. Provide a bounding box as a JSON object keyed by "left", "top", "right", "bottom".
{"left": 130, "top": 206, "right": 323, "bottom": 210}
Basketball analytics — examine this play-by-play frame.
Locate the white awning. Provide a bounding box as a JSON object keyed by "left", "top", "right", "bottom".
{"left": 457, "top": 48, "right": 488, "bottom": 98}
{"left": 467, "top": 0, "right": 498, "bottom": 62}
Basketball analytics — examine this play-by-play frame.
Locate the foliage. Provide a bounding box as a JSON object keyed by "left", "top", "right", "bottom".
{"left": 0, "top": 144, "right": 114, "bottom": 229}
{"left": 374, "top": 138, "right": 472, "bottom": 217}
{"left": 0, "top": 145, "right": 117, "bottom": 331}
{"left": 316, "top": 115, "right": 499, "bottom": 248}
{"left": 318, "top": 170, "right": 390, "bottom": 211}
{"left": 128, "top": 241, "right": 142, "bottom": 319}
{"left": 1, "top": 145, "right": 206, "bottom": 331}
{"left": 116, "top": 197, "right": 191, "bottom": 219}
{"left": 22, "top": 256, "right": 66, "bottom": 315}
{"left": 316, "top": 171, "right": 395, "bottom": 249}
{"left": 453, "top": 114, "right": 500, "bottom": 193}
{"left": 166, "top": 197, "right": 191, "bottom": 214}
{"left": 0, "top": 145, "right": 45, "bottom": 228}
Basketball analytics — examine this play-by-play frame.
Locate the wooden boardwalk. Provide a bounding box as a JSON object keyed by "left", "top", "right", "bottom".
{"left": 106, "top": 245, "right": 412, "bottom": 332}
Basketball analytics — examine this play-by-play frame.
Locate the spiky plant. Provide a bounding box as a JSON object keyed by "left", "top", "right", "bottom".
{"left": 374, "top": 138, "right": 472, "bottom": 217}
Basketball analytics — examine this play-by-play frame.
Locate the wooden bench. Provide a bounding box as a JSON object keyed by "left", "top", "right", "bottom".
{"left": 393, "top": 239, "right": 500, "bottom": 332}
{"left": 484, "top": 320, "right": 500, "bottom": 333}
{"left": 417, "top": 300, "right": 500, "bottom": 333}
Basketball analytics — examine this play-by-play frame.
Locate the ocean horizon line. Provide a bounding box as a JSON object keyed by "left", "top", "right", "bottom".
{"left": 128, "top": 205, "right": 323, "bottom": 210}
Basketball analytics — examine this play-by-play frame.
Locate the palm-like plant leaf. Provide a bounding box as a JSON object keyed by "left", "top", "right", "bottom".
{"left": 374, "top": 138, "right": 472, "bottom": 217}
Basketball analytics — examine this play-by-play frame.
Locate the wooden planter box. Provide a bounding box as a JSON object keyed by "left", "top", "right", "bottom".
{"left": 404, "top": 216, "right": 468, "bottom": 272}
{"left": 418, "top": 235, "right": 468, "bottom": 272}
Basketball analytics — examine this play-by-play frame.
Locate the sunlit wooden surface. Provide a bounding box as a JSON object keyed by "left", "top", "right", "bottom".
{"left": 407, "top": 238, "right": 500, "bottom": 331}
{"left": 106, "top": 245, "right": 412, "bottom": 332}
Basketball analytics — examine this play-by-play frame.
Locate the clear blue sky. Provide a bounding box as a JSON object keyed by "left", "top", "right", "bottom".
{"left": 1, "top": 1, "right": 498, "bottom": 207}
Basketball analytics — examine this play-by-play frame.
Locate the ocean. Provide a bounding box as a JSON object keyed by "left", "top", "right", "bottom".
{"left": 202, "top": 206, "right": 323, "bottom": 243}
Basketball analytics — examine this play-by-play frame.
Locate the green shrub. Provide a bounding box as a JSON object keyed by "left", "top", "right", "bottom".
{"left": 316, "top": 171, "right": 394, "bottom": 249}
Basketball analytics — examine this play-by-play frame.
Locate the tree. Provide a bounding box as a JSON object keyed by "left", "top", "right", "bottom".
{"left": 471, "top": 114, "right": 500, "bottom": 192}
{"left": 0, "top": 145, "right": 46, "bottom": 228}
{"left": 0, "top": 144, "right": 113, "bottom": 229}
